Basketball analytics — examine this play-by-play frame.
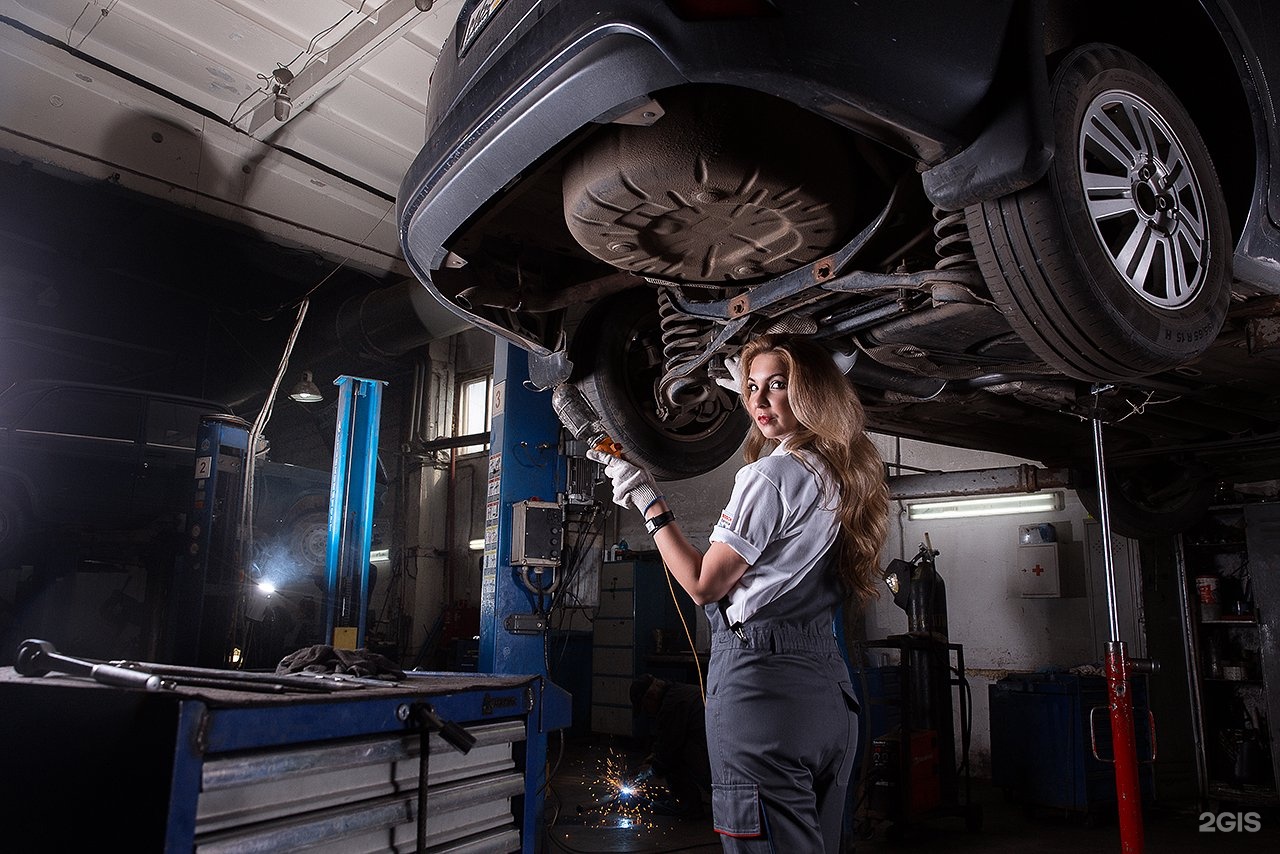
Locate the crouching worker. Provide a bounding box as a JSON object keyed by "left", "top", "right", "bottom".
{"left": 631, "top": 673, "right": 711, "bottom": 818}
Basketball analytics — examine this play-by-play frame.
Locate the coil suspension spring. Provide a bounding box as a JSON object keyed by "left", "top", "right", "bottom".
{"left": 656, "top": 289, "right": 712, "bottom": 410}
{"left": 932, "top": 206, "right": 976, "bottom": 270}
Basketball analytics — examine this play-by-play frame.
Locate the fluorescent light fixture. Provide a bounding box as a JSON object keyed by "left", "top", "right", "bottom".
{"left": 907, "top": 491, "right": 1064, "bottom": 521}
{"left": 469, "top": 538, "right": 485, "bottom": 551}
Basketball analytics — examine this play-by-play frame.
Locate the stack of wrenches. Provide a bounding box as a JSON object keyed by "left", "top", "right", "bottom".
{"left": 14, "top": 639, "right": 391, "bottom": 693}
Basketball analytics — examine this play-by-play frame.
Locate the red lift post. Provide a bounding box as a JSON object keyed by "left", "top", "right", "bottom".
{"left": 1089, "top": 392, "right": 1159, "bottom": 853}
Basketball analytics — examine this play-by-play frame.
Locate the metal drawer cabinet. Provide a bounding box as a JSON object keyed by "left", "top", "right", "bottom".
{"left": 1, "top": 668, "right": 569, "bottom": 852}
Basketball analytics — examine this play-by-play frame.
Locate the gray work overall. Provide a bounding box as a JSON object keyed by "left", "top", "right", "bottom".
{"left": 705, "top": 556, "right": 859, "bottom": 852}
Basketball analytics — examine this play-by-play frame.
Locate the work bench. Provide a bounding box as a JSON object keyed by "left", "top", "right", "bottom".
{"left": 0, "top": 666, "right": 570, "bottom": 852}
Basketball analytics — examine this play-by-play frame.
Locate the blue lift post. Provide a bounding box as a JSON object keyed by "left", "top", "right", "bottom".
{"left": 481, "top": 341, "right": 573, "bottom": 847}
{"left": 324, "top": 375, "right": 386, "bottom": 650}
{"left": 174, "top": 413, "right": 252, "bottom": 667}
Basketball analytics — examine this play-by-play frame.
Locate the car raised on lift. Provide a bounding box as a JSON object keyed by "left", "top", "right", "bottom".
{"left": 397, "top": 0, "right": 1280, "bottom": 535}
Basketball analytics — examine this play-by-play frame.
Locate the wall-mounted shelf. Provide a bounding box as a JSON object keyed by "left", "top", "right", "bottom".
{"left": 1177, "top": 504, "right": 1280, "bottom": 806}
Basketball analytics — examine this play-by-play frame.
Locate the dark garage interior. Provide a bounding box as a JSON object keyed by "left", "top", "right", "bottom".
{"left": 5, "top": 2, "right": 1280, "bottom": 852}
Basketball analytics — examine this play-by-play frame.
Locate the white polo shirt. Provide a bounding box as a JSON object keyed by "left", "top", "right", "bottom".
{"left": 708, "top": 442, "right": 840, "bottom": 626}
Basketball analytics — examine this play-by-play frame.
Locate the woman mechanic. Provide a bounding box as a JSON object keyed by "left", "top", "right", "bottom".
{"left": 589, "top": 333, "right": 890, "bottom": 852}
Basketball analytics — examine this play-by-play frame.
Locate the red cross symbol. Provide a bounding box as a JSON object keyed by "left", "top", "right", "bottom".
{"left": 1031, "top": 564, "right": 1045, "bottom": 576}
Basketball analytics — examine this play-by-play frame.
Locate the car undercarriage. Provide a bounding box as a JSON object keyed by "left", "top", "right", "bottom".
{"left": 398, "top": 2, "right": 1280, "bottom": 536}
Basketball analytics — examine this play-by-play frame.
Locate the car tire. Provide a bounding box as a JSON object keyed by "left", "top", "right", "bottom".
{"left": 288, "top": 507, "right": 331, "bottom": 570}
{"left": 570, "top": 287, "right": 748, "bottom": 481}
{"left": 966, "top": 44, "right": 1231, "bottom": 381}
{"left": 1073, "top": 461, "right": 1214, "bottom": 539}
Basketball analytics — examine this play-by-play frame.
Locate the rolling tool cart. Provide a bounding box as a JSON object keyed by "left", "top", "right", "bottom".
{"left": 2, "top": 639, "right": 570, "bottom": 853}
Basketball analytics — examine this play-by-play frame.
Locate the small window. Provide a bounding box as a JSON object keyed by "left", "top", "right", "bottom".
{"left": 456, "top": 374, "right": 492, "bottom": 455}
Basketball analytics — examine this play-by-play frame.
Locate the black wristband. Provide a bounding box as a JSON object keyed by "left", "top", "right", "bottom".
{"left": 644, "top": 510, "right": 676, "bottom": 536}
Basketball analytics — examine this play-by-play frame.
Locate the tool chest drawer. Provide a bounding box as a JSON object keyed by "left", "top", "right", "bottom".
{"left": 0, "top": 667, "right": 567, "bottom": 852}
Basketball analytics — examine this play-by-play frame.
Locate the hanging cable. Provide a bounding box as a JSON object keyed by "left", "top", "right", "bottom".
{"left": 66, "top": 0, "right": 118, "bottom": 48}
{"left": 227, "top": 298, "right": 310, "bottom": 650}
{"left": 663, "top": 561, "right": 705, "bottom": 703}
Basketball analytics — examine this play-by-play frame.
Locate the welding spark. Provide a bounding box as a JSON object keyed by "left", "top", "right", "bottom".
{"left": 584, "top": 748, "right": 657, "bottom": 829}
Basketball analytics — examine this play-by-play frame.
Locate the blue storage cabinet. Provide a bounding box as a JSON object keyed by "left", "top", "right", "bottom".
{"left": 989, "top": 672, "right": 1155, "bottom": 817}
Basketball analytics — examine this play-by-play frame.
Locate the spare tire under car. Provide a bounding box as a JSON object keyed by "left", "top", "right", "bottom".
{"left": 562, "top": 85, "right": 860, "bottom": 285}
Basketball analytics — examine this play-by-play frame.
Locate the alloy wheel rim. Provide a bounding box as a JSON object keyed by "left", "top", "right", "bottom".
{"left": 1078, "top": 89, "right": 1209, "bottom": 308}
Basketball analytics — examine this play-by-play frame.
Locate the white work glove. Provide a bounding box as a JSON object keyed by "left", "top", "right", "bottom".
{"left": 587, "top": 449, "right": 661, "bottom": 514}
{"left": 714, "top": 353, "right": 743, "bottom": 392}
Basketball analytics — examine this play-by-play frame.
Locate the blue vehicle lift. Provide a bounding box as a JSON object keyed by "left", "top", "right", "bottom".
{"left": 478, "top": 342, "right": 566, "bottom": 675}
{"left": 477, "top": 341, "right": 574, "bottom": 845}
{"left": 324, "top": 375, "right": 386, "bottom": 650}
{"left": 314, "top": 349, "right": 574, "bottom": 847}
{"left": 173, "top": 413, "right": 252, "bottom": 667}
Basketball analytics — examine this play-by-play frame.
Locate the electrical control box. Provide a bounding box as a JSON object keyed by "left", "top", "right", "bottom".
{"left": 511, "top": 499, "right": 563, "bottom": 566}
{"left": 1018, "top": 542, "right": 1061, "bottom": 597}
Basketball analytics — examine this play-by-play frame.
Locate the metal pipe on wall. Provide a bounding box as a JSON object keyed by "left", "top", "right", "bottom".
{"left": 887, "top": 464, "right": 1074, "bottom": 501}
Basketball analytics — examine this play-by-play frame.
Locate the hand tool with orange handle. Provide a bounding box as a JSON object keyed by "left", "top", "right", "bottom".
{"left": 551, "top": 382, "right": 624, "bottom": 457}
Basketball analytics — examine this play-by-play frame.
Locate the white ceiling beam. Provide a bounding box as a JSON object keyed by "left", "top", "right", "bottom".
{"left": 0, "top": 26, "right": 408, "bottom": 276}
{"left": 240, "top": 0, "right": 425, "bottom": 136}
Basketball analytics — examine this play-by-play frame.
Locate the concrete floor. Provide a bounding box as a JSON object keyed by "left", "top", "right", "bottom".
{"left": 542, "top": 734, "right": 1280, "bottom": 852}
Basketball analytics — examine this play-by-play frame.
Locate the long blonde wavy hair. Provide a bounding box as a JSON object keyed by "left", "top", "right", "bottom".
{"left": 737, "top": 334, "right": 890, "bottom": 605}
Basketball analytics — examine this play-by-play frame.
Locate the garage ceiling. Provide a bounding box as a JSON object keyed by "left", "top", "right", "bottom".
{"left": 0, "top": 0, "right": 467, "bottom": 404}
{"left": 1, "top": 0, "right": 461, "bottom": 275}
